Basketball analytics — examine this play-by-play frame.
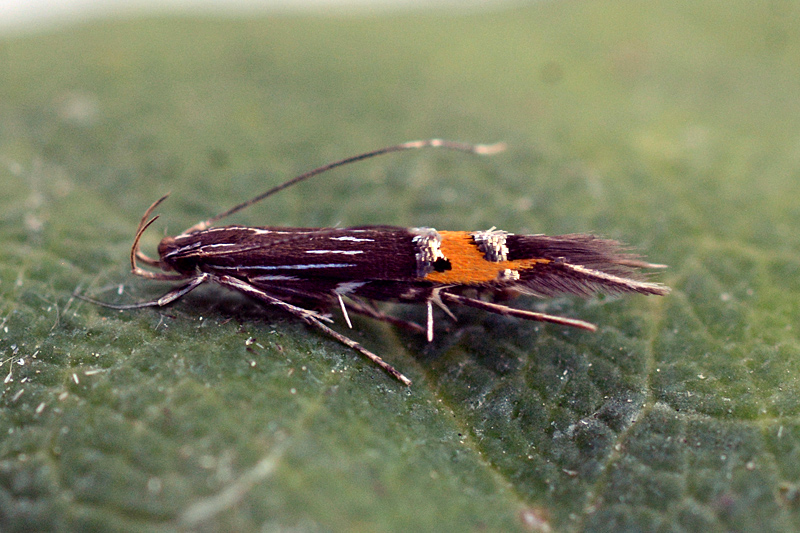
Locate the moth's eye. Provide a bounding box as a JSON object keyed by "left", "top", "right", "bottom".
{"left": 433, "top": 258, "right": 452, "bottom": 272}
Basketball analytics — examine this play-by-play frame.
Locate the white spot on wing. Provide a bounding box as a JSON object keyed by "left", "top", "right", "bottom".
{"left": 212, "top": 263, "right": 356, "bottom": 271}
{"left": 472, "top": 229, "right": 510, "bottom": 262}
{"left": 499, "top": 269, "right": 520, "bottom": 281}
{"left": 305, "top": 250, "right": 364, "bottom": 255}
{"left": 331, "top": 236, "right": 375, "bottom": 242}
{"left": 200, "top": 243, "right": 240, "bottom": 250}
{"left": 334, "top": 281, "right": 367, "bottom": 294}
{"left": 250, "top": 275, "right": 300, "bottom": 282}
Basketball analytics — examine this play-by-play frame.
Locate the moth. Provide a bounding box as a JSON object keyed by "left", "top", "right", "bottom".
{"left": 81, "top": 139, "right": 670, "bottom": 385}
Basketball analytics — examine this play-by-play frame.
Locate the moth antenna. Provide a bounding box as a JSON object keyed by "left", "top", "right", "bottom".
{"left": 130, "top": 194, "right": 188, "bottom": 281}
{"left": 184, "top": 139, "right": 507, "bottom": 233}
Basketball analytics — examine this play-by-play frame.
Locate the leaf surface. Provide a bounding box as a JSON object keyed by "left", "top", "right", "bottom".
{"left": 2, "top": 2, "right": 800, "bottom": 531}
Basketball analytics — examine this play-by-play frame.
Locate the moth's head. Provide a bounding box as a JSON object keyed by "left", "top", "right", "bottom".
{"left": 155, "top": 235, "right": 193, "bottom": 274}
{"left": 156, "top": 235, "right": 179, "bottom": 260}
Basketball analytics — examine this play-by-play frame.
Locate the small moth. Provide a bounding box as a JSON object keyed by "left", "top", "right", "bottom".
{"left": 81, "top": 139, "right": 669, "bottom": 385}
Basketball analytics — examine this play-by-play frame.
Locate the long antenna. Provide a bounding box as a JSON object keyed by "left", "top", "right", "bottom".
{"left": 183, "top": 139, "right": 506, "bottom": 233}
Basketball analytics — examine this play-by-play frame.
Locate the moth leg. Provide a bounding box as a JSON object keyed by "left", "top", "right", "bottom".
{"left": 426, "top": 301, "right": 434, "bottom": 342}
{"left": 305, "top": 317, "right": 412, "bottom": 386}
{"left": 414, "top": 288, "right": 466, "bottom": 342}
{"left": 336, "top": 293, "right": 354, "bottom": 328}
{"left": 75, "top": 274, "right": 210, "bottom": 310}
{"left": 339, "top": 297, "right": 427, "bottom": 336}
{"left": 215, "top": 275, "right": 411, "bottom": 386}
{"left": 215, "top": 275, "right": 332, "bottom": 324}
{"left": 440, "top": 292, "right": 598, "bottom": 332}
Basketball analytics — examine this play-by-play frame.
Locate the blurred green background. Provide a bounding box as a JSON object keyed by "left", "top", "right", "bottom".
{"left": 3, "top": 1, "right": 800, "bottom": 530}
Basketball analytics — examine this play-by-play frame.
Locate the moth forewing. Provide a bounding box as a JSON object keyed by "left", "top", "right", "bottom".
{"left": 80, "top": 139, "right": 670, "bottom": 386}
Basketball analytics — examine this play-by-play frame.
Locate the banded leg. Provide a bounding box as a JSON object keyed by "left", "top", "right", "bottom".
{"left": 215, "top": 275, "right": 412, "bottom": 386}
{"left": 340, "top": 297, "right": 427, "bottom": 335}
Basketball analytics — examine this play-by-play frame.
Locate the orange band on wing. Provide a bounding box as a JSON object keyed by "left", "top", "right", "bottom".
{"left": 424, "top": 231, "right": 550, "bottom": 284}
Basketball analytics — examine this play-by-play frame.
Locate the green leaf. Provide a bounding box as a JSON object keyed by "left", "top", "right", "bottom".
{"left": 3, "top": 1, "right": 800, "bottom": 530}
